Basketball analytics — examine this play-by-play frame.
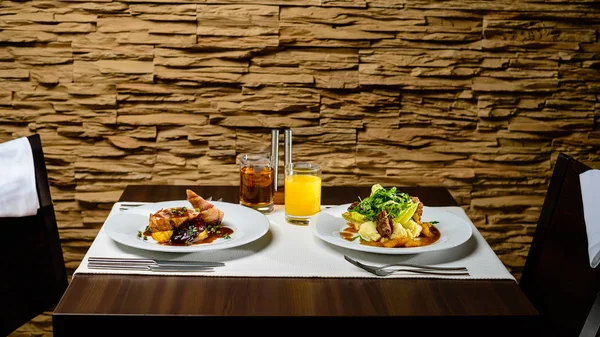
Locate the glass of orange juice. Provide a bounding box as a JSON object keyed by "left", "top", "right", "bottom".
{"left": 284, "top": 162, "right": 321, "bottom": 225}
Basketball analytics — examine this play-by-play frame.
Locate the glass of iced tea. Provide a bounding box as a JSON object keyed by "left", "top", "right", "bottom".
{"left": 238, "top": 153, "right": 275, "bottom": 214}
{"left": 284, "top": 162, "right": 321, "bottom": 225}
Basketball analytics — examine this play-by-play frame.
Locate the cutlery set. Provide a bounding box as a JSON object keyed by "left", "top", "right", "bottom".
{"left": 87, "top": 256, "right": 468, "bottom": 276}
{"left": 87, "top": 257, "right": 225, "bottom": 272}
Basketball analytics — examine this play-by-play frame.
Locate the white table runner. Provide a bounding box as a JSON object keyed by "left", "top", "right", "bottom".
{"left": 74, "top": 202, "right": 515, "bottom": 280}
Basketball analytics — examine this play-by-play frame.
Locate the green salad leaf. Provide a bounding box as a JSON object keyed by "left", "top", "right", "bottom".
{"left": 351, "top": 184, "right": 414, "bottom": 221}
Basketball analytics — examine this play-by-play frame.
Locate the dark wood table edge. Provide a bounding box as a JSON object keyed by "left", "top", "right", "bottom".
{"left": 53, "top": 312, "right": 541, "bottom": 337}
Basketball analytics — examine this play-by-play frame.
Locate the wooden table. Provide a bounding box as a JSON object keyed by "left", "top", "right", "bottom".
{"left": 53, "top": 185, "right": 540, "bottom": 337}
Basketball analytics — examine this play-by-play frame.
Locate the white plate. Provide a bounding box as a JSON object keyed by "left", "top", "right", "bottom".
{"left": 104, "top": 200, "right": 270, "bottom": 253}
{"left": 309, "top": 204, "right": 473, "bottom": 255}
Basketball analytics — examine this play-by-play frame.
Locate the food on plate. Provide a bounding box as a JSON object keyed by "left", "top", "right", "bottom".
{"left": 340, "top": 184, "right": 440, "bottom": 248}
{"left": 140, "top": 189, "right": 231, "bottom": 246}
{"left": 186, "top": 189, "right": 225, "bottom": 224}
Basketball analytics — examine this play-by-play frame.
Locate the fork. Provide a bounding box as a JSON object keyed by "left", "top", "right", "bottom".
{"left": 344, "top": 255, "right": 469, "bottom": 277}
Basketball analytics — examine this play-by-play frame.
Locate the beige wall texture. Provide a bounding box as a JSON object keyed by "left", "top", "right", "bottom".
{"left": 2, "top": 0, "right": 599, "bottom": 335}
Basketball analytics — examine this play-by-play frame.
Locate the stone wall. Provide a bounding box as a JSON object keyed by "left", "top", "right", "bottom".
{"left": 2, "top": 0, "right": 599, "bottom": 335}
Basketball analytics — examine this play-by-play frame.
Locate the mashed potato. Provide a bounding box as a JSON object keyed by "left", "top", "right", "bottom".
{"left": 401, "top": 220, "right": 422, "bottom": 239}
{"left": 359, "top": 219, "right": 422, "bottom": 241}
{"left": 358, "top": 221, "right": 381, "bottom": 241}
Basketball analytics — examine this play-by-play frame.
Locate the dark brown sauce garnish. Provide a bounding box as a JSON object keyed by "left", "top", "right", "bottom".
{"left": 190, "top": 227, "right": 233, "bottom": 245}
{"left": 340, "top": 226, "right": 358, "bottom": 241}
{"left": 341, "top": 223, "right": 440, "bottom": 248}
{"left": 162, "top": 226, "right": 233, "bottom": 246}
{"left": 142, "top": 226, "right": 234, "bottom": 246}
{"left": 141, "top": 208, "right": 234, "bottom": 247}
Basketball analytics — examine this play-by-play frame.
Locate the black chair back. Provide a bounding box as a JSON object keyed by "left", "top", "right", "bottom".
{"left": 520, "top": 153, "right": 600, "bottom": 337}
{"left": 0, "top": 134, "right": 68, "bottom": 336}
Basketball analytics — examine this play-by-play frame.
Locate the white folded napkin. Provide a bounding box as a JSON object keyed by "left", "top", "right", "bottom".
{"left": 0, "top": 137, "right": 40, "bottom": 217}
{"left": 580, "top": 169, "right": 600, "bottom": 268}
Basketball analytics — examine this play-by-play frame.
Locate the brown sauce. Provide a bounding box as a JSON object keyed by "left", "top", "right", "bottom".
{"left": 141, "top": 209, "right": 234, "bottom": 246}
{"left": 142, "top": 226, "right": 234, "bottom": 246}
{"left": 340, "top": 226, "right": 358, "bottom": 241}
{"left": 341, "top": 223, "right": 441, "bottom": 248}
{"left": 160, "top": 226, "right": 234, "bottom": 246}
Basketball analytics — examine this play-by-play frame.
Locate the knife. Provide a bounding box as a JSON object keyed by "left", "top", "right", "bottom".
{"left": 88, "top": 257, "right": 225, "bottom": 268}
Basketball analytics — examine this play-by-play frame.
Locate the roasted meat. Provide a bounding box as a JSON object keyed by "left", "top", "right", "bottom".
{"left": 375, "top": 209, "right": 393, "bottom": 238}
{"left": 186, "top": 189, "right": 224, "bottom": 225}
{"left": 421, "top": 222, "right": 435, "bottom": 238}
{"left": 411, "top": 196, "right": 423, "bottom": 223}
{"left": 148, "top": 207, "right": 198, "bottom": 233}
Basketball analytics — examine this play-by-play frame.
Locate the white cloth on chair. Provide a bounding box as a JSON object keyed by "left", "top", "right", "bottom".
{"left": 0, "top": 137, "right": 40, "bottom": 217}
{"left": 580, "top": 169, "right": 600, "bottom": 268}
